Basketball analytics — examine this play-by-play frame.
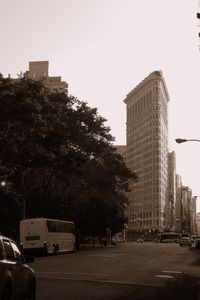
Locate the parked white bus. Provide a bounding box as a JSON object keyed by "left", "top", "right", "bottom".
{"left": 20, "top": 218, "right": 76, "bottom": 255}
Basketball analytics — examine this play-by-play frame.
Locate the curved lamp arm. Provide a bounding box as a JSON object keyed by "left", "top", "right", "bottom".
{"left": 175, "top": 138, "right": 200, "bottom": 144}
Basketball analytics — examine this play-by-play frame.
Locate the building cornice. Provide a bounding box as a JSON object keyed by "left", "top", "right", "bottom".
{"left": 124, "top": 70, "right": 170, "bottom": 104}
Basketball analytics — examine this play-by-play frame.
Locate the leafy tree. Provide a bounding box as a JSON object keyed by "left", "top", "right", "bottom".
{"left": 0, "top": 75, "right": 137, "bottom": 241}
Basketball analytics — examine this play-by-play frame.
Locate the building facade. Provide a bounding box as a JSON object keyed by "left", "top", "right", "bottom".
{"left": 115, "top": 145, "right": 127, "bottom": 163}
{"left": 181, "top": 186, "right": 193, "bottom": 235}
{"left": 196, "top": 213, "right": 200, "bottom": 235}
{"left": 124, "top": 71, "right": 170, "bottom": 239}
{"left": 175, "top": 174, "right": 182, "bottom": 232}
{"left": 167, "top": 152, "right": 176, "bottom": 231}
{"left": 175, "top": 180, "right": 196, "bottom": 235}
{"left": 25, "top": 61, "right": 68, "bottom": 93}
{"left": 191, "top": 196, "right": 197, "bottom": 235}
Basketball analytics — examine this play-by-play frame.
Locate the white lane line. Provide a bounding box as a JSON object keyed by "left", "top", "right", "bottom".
{"left": 37, "top": 275, "right": 166, "bottom": 287}
{"left": 155, "top": 275, "right": 174, "bottom": 279}
{"left": 162, "top": 270, "right": 182, "bottom": 274}
{"left": 37, "top": 271, "right": 167, "bottom": 287}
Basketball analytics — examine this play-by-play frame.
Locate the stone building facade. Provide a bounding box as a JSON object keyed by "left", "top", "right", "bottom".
{"left": 124, "top": 71, "right": 169, "bottom": 239}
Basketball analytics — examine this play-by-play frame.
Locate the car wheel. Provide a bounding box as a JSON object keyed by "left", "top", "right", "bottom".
{"left": 27, "top": 282, "right": 36, "bottom": 300}
{"left": 197, "top": 291, "right": 200, "bottom": 300}
{"left": 2, "top": 285, "right": 12, "bottom": 300}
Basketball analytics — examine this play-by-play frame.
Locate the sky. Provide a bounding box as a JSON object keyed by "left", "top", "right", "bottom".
{"left": 1, "top": 0, "right": 200, "bottom": 210}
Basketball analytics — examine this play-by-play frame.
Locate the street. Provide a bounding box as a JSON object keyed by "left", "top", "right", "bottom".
{"left": 30, "top": 242, "right": 200, "bottom": 300}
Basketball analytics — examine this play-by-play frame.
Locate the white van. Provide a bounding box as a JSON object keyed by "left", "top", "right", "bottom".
{"left": 20, "top": 218, "right": 76, "bottom": 255}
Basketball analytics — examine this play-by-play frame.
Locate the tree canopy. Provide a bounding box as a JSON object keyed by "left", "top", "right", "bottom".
{"left": 0, "top": 75, "right": 137, "bottom": 240}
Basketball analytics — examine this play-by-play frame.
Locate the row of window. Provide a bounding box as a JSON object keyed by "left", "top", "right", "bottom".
{"left": 131, "top": 211, "right": 160, "bottom": 218}
{"left": 129, "top": 219, "right": 160, "bottom": 227}
{"left": 46, "top": 220, "right": 75, "bottom": 233}
{"left": 127, "top": 87, "right": 168, "bottom": 122}
{"left": 127, "top": 90, "right": 154, "bottom": 119}
{"left": 127, "top": 112, "right": 162, "bottom": 130}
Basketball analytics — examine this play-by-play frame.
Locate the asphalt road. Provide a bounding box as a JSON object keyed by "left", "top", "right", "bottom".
{"left": 30, "top": 242, "right": 200, "bottom": 300}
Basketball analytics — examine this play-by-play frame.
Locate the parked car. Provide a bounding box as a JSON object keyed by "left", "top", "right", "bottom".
{"left": 190, "top": 236, "right": 200, "bottom": 249}
{"left": 0, "top": 234, "right": 36, "bottom": 300}
{"left": 136, "top": 238, "right": 144, "bottom": 243}
{"left": 179, "top": 236, "right": 191, "bottom": 247}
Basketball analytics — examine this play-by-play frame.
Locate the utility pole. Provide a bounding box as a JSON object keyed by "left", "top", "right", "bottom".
{"left": 197, "top": 0, "right": 200, "bottom": 50}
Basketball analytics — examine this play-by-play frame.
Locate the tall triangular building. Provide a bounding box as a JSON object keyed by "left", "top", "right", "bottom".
{"left": 124, "top": 71, "right": 170, "bottom": 239}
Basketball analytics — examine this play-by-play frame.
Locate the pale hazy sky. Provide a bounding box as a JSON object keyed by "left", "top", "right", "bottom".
{"left": 1, "top": 1, "right": 200, "bottom": 210}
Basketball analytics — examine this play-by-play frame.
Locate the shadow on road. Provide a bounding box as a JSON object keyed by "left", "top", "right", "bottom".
{"left": 113, "top": 274, "right": 200, "bottom": 300}
{"left": 37, "top": 274, "right": 200, "bottom": 300}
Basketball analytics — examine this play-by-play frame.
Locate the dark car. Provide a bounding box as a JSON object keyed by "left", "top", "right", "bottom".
{"left": 0, "top": 234, "right": 36, "bottom": 300}
{"left": 136, "top": 238, "right": 144, "bottom": 243}
{"left": 179, "top": 236, "right": 191, "bottom": 247}
{"left": 190, "top": 236, "right": 200, "bottom": 249}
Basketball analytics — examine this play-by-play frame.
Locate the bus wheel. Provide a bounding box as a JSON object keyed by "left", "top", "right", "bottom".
{"left": 72, "top": 243, "right": 76, "bottom": 252}
{"left": 43, "top": 244, "right": 48, "bottom": 256}
{"left": 53, "top": 244, "right": 59, "bottom": 255}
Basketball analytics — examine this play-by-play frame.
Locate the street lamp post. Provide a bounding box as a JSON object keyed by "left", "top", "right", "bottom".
{"left": 137, "top": 218, "right": 140, "bottom": 239}
{"left": 176, "top": 217, "right": 180, "bottom": 233}
{"left": 123, "top": 224, "right": 128, "bottom": 242}
{"left": 106, "top": 227, "right": 111, "bottom": 246}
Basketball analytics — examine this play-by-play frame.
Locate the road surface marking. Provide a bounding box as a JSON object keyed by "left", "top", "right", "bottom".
{"left": 155, "top": 275, "right": 174, "bottom": 279}
{"left": 162, "top": 270, "right": 182, "bottom": 274}
{"left": 37, "top": 275, "right": 166, "bottom": 287}
{"left": 36, "top": 271, "right": 167, "bottom": 287}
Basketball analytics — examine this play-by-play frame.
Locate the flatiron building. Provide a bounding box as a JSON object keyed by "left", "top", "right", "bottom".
{"left": 124, "top": 71, "right": 170, "bottom": 237}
